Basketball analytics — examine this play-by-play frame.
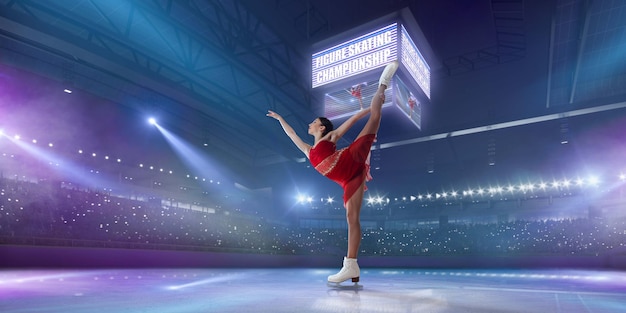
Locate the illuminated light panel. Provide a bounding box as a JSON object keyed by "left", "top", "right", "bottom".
{"left": 312, "top": 23, "right": 398, "bottom": 88}
{"left": 399, "top": 24, "right": 430, "bottom": 98}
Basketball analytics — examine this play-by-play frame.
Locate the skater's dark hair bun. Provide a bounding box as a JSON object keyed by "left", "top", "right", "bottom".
{"left": 319, "top": 117, "right": 334, "bottom": 136}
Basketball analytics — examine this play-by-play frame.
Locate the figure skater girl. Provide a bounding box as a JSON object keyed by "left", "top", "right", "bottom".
{"left": 267, "top": 61, "right": 398, "bottom": 283}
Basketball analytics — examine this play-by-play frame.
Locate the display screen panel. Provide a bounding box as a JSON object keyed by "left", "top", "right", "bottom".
{"left": 400, "top": 24, "right": 430, "bottom": 99}
{"left": 323, "top": 79, "right": 393, "bottom": 120}
{"left": 312, "top": 23, "right": 398, "bottom": 88}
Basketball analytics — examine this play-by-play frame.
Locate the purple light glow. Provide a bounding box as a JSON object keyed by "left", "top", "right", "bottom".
{"left": 7, "top": 135, "right": 112, "bottom": 189}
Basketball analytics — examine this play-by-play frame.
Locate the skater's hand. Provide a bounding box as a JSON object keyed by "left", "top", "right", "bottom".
{"left": 266, "top": 110, "right": 282, "bottom": 120}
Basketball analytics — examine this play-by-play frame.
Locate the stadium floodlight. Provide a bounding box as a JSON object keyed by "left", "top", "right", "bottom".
{"left": 297, "top": 195, "right": 306, "bottom": 203}
{"left": 587, "top": 176, "right": 599, "bottom": 186}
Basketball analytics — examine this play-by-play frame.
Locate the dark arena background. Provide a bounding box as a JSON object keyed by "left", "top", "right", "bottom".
{"left": 1, "top": 1, "right": 626, "bottom": 312}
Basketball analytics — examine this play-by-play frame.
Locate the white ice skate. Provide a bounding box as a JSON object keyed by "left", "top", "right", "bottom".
{"left": 327, "top": 257, "right": 362, "bottom": 288}
{"left": 378, "top": 60, "right": 399, "bottom": 88}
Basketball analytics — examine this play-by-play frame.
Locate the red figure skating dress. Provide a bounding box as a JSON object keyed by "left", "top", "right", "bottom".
{"left": 309, "top": 134, "right": 376, "bottom": 206}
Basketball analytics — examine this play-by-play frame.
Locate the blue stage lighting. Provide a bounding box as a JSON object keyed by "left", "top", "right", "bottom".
{"left": 148, "top": 117, "right": 157, "bottom": 125}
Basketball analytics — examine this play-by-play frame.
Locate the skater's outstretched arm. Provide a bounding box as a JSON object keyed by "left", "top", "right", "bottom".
{"left": 326, "top": 107, "right": 371, "bottom": 144}
{"left": 266, "top": 110, "right": 311, "bottom": 157}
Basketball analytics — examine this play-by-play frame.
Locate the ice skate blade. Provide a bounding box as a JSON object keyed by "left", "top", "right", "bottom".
{"left": 327, "top": 281, "right": 363, "bottom": 290}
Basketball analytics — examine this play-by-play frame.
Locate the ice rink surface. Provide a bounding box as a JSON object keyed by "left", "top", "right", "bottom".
{"left": 1, "top": 268, "right": 625, "bottom": 312}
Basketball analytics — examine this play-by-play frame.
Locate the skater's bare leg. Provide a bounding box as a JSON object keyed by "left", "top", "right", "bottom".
{"left": 356, "top": 85, "right": 385, "bottom": 139}
{"left": 346, "top": 181, "right": 366, "bottom": 259}
{"left": 356, "top": 60, "right": 397, "bottom": 139}
{"left": 327, "top": 181, "right": 364, "bottom": 283}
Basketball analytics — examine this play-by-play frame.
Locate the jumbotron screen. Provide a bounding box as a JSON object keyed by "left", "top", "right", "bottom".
{"left": 314, "top": 21, "right": 428, "bottom": 129}
{"left": 312, "top": 23, "right": 399, "bottom": 89}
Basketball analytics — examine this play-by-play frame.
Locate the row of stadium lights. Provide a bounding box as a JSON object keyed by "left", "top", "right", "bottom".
{"left": 297, "top": 174, "right": 626, "bottom": 205}
{"left": 0, "top": 132, "right": 221, "bottom": 185}
{"left": 4, "top": 130, "right": 625, "bottom": 203}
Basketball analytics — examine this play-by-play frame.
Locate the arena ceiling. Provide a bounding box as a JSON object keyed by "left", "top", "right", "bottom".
{"left": 1, "top": 0, "right": 625, "bottom": 190}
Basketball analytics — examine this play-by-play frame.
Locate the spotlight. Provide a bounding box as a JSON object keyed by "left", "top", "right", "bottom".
{"left": 148, "top": 117, "right": 157, "bottom": 125}
{"left": 297, "top": 195, "right": 306, "bottom": 203}
{"left": 587, "top": 176, "right": 599, "bottom": 186}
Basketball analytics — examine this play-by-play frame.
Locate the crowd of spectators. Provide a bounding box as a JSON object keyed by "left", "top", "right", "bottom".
{"left": 1, "top": 178, "right": 625, "bottom": 257}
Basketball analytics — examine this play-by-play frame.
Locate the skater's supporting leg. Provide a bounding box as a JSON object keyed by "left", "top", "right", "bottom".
{"left": 346, "top": 180, "right": 366, "bottom": 259}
